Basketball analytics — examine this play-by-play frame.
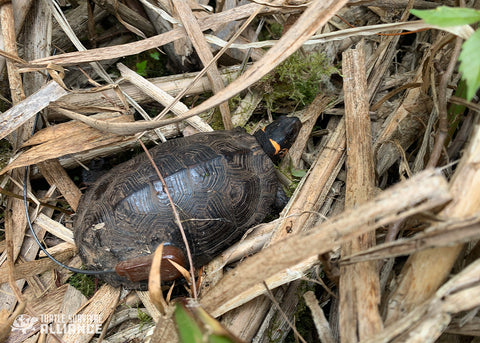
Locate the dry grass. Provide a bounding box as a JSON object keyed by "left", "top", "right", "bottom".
{"left": 1, "top": 0, "right": 480, "bottom": 342}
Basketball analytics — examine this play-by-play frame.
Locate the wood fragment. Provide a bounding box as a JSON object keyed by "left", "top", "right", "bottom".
{"left": 34, "top": 213, "right": 74, "bottom": 244}
{"left": 28, "top": 283, "right": 69, "bottom": 315}
{"left": 0, "top": 249, "right": 75, "bottom": 283}
{"left": 0, "top": 112, "right": 134, "bottom": 175}
{"left": 339, "top": 41, "right": 382, "bottom": 342}
{"left": 0, "top": 81, "right": 67, "bottom": 141}
{"left": 61, "top": 284, "right": 121, "bottom": 343}
{"left": 37, "top": 160, "right": 82, "bottom": 211}
{"left": 39, "top": 242, "right": 76, "bottom": 258}
{"left": 304, "top": 291, "right": 335, "bottom": 343}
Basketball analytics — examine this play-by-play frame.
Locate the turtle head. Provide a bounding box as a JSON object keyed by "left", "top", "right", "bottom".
{"left": 254, "top": 116, "right": 302, "bottom": 163}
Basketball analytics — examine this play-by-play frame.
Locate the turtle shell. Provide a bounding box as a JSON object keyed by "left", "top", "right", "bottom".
{"left": 74, "top": 127, "right": 281, "bottom": 289}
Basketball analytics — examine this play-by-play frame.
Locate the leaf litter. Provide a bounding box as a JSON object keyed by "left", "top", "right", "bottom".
{"left": 0, "top": 0, "right": 480, "bottom": 342}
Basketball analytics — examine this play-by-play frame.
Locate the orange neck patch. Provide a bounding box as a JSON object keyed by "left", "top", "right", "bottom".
{"left": 269, "top": 138, "right": 281, "bottom": 155}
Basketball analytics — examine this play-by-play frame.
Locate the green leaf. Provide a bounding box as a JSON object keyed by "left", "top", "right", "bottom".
{"left": 174, "top": 300, "right": 244, "bottom": 343}
{"left": 410, "top": 6, "right": 480, "bottom": 27}
{"left": 136, "top": 60, "right": 148, "bottom": 77}
{"left": 291, "top": 168, "right": 306, "bottom": 178}
{"left": 459, "top": 29, "right": 480, "bottom": 100}
{"left": 150, "top": 51, "right": 160, "bottom": 60}
{"left": 174, "top": 302, "right": 203, "bottom": 343}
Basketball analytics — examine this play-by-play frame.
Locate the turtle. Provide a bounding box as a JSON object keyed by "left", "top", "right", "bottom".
{"left": 74, "top": 116, "right": 302, "bottom": 289}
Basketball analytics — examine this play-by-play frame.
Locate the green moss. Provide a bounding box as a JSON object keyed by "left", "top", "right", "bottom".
{"left": 258, "top": 51, "right": 337, "bottom": 112}
{"left": 228, "top": 93, "right": 243, "bottom": 113}
{"left": 137, "top": 307, "right": 153, "bottom": 329}
{"left": 259, "top": 21, "right": 283, "bottom": 41}
{"left": 209, "top": 109, "right": 226, "bottom": 131}
{"left": 68, "top": 273, "right": 98, "bottom": 298}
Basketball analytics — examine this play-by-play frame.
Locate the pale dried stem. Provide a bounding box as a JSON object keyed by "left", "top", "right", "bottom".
{"left": 200, "top": 170, "right": 451, "bottom": 315}
{"left": 385, "top": 122, "right": 480, "bottom": 324}
{"left": 303, "top": 291, "right": 335, "bottom": 343}
{"left": 117, "top": 62, "right": 212, "bottom": 132}
{"left": 342, "top": 216, "right": 480, "bottom": 265}
{"left": 340, "top": 41, "right": 382, "bottom": 342}
{"left": 173, "top": 0, "right": 233, "bottom": 129}
{"left": 262, "top": 281, "right": 307, "bottom": 343}
{"left": 362, "top": 258, "right": 480, "bottom": 343}
{"left": 1, "top": 0, "right": 27, "bottom": 305}
{"left": 30, "top": 3, "right": 280, "bottom": 66}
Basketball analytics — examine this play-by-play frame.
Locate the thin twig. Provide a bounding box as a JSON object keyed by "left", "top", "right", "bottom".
{"left": 262, "top": 281, "right": 308, "bottom": 343}
{"left": 138, "top": 140, "right": 197, "bottom": 299}
{"left": 427, "top": 36, "right": 463, "bottom": 168}
{"left": 449, "top": 95, "right": 480, "bottom": 113}
{"left": 385, "top": 218, "right": 405, "bottom": 243}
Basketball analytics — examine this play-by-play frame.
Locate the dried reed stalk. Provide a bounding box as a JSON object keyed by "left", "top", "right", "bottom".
{"left": 173, "top": 0, "right": 232, "bottom": 129}
{"left": 1, "top": 1, "right": 29, "bottom": 308}
{"left": 339, "top": 41, "right": 382, "bottom": 342}
{"left": 200, "top": 170, "right": 451, "bottom": 314}
{"left": 29, "top": 3, "right": 286, "bottom": 66}
{"left": 385, "top": 122, "right": 480, "bottom": 324}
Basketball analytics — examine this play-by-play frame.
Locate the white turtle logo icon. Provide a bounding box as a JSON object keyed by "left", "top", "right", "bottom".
{"left": 11, "top": 314, "right": 38, "bottom": 334}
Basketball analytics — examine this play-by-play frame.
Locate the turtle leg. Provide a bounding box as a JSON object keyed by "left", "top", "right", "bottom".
{"left": 274, "top": 185, "right": 289, "bottom": 210}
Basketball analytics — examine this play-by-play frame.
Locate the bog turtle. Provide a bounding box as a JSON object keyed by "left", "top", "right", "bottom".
{"left": 74, "top": 116, "right": 302, "bottom": 289}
